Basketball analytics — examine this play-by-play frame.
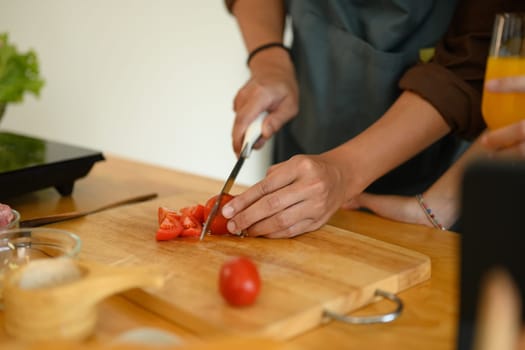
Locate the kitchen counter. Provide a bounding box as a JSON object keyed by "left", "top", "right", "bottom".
{"left": 0, "top": 155, "right": 459, "bottom": 350}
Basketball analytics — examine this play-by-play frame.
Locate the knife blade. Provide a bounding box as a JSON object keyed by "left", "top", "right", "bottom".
{"left": 199, "top": 112, "right": 267, "bottom": 240}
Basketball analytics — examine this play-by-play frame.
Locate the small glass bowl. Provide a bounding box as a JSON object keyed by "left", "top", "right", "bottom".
{"left": 0, "top": 227, "right": 82, "bottom": 265}
{"left": 0, "top": 228, "right": 82, "bottom": 302}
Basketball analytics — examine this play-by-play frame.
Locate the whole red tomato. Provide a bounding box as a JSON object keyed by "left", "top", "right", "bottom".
{"left": 204, "top": 193, "right": 235, "bottom": 235}
{"left": 219, "top": 256, "right": 261, "bottom": 307}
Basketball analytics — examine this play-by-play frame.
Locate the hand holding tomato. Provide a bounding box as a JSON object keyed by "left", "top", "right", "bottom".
{"left": 219, "top": 256, "right": 261, "bottom": 307}
{"left": 221, "top": 154, "right": 350, "bottom": 238}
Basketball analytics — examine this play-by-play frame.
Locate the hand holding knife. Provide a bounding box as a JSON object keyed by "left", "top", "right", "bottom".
{"left": 199, "top": 112, "right": 267, "bottom": 240}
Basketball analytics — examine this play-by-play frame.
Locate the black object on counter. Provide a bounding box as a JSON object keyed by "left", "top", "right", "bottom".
{"left": 0, "top": 131, "right": 104, "bottom": 199}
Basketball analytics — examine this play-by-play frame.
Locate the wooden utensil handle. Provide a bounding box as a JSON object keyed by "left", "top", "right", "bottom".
{"left": 19, "top": 193, "right": 158, "bottom": 227}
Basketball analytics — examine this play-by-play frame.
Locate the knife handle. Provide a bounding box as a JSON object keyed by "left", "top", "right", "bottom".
{"left": 241, "top": 112, "right": 267, "bottom": 158}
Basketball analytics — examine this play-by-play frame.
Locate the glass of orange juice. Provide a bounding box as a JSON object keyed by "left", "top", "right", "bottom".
{"left": 482, "top": 13, "right": 525, "bottom": 130}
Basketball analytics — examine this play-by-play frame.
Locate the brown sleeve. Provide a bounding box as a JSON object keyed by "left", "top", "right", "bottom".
{"left": 224, "top": 0, "right": 237, "bottom": 13}
{"left": 400, "top": 0, "right": 525, "bottom": 140}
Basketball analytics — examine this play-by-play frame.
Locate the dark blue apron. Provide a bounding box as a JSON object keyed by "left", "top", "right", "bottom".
{"left": 275, "top": 0, "right": 466, "bottom": 195}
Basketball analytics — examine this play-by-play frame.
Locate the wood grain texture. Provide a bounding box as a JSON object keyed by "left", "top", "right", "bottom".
{"left": 49, "top": 192, "right": 431, "bottom": 340}
{"left": 1, "top": 156, "right": 459, "bottom": 350}
{"left": 2, "top": 336, "right": 297, "bottom": 350}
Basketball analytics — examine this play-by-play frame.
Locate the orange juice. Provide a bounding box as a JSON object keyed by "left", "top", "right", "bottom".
{"left": 482, "top": 57, "right": 525, "bottom": 129}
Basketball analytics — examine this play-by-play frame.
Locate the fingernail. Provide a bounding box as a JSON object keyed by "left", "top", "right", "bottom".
{"left": 222, "top": 205, "right": 234, "bottom": 218}
{"left": 227, "top": 221, "right": 236, "bottom": 233}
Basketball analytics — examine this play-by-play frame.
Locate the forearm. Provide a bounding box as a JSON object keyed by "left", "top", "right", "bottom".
{"left": 349, "top": 137, "right": 487, "bottom": 230}
{"left": 231, "top": 0, "right": 286, "bottom": 53}
{"left": 323, "top": 90, "right": 451, "bottom": 198}
{"left": 231, "top": 0, "right": 292, "bottom": 80}
{"left": 421, "top": 135, "right": 486, "bottom": 228}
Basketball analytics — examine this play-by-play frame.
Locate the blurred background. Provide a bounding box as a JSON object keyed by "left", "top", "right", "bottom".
{"left": 0, "top": 0, "right": 272, "bottom": 186}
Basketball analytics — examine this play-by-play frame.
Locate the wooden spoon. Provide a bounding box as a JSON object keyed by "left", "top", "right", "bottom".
{"left": 19, "top": 192, "right": 158, "bottom": 227}
{"left": 3, "top": 258, "right": 164, "bottom": 341}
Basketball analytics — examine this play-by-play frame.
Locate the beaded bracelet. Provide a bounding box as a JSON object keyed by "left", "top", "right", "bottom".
{"left": 247, "top": 42, "right": 290, "bottom": 66}
{"left": 415, "top": 194, "right": 446, "bottom": 231}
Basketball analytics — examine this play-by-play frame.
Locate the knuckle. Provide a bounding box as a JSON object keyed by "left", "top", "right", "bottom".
{"left": 232, "top": 211, "right": 249, "bottom": 231}
{"left": 265, "top": 194, "right": 282, "bottom": 211}
{"left": 266, "top": 165, "right": 276, "bottom": 176}
{"left": 252, "top": 84, "right": 267, "bottom": 98}
{"left": 245, "top": 222, "right": 263, "bottom": 237}
{"left": 273, "top": 211, "right": 292, "bottom": 229}
{"left": 269, "top": 226, "right": 294, "bottom": 239}
{"left": 292, "top": 155, "right": 315, "bottom": 172}
{"left": 257, "top": 179, "right": 273, "bottom": 196}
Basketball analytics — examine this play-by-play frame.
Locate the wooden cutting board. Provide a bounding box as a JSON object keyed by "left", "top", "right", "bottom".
{"left": 56, "top": 191, "right": 430, "bottom": 340}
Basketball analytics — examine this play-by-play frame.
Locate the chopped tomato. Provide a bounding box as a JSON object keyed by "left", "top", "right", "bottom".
{"left": 190, "top": 204, "right": 206, "bottom": 223}
{"left": 160, "top": 216, "right": 181, "bottom": 230}
{"left": 156, "top": 228, "right": 181, "bottom": 241}
{"left": 179, "top": 214, "right": 202, "bottom": 237}
{"left": 155, "top": 195, "right": 235, "bottom": 241}
{"left": 179, "top": 206, "right": 192, "bottom": 217}
{"left": 181, "top": 214, "right": 200, "bottom": 229}
{"left": 158, "top": 206, "right": 179, "bottom": 225}
{"left": 156, "top": 216, "right": 183, "bottom": 241}
{"left": 180, "top": 227, "right": 201, "bottom": 237}
{"left": 204, "top": 194, "right": 235, "bottom": 235}
{"left": 180, "top": 204, "right": 206, "bottom": 224}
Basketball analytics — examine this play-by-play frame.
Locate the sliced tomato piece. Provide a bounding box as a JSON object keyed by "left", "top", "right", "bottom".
{"left": 159, "top": 216, "right": 182, "bottom": 231}
{"left": 181, "top": 214, "right": 200, "bottom": 229}
{"left": 190, "top": 204, "right": 206, "bottom": 223}
{"left": 164, "top": 212, "right": 181, "bottom": 224}
{"left": 180, "top": 205, "right": 206, "bottom": 224}
{"left": 156, "top": 216, "right": 183, "bottom": 241}
{"left": 179, "top": 206, "right": 192, "bottom": 217}
{"left": 158, "top": 206, "right": 179, "bottom": 225}
{"left": 156, "top": 227, "right": 182, "bottom": 241}
{"left": 179, "top": 214, "right": 202, "bottom": 237}
{"left": 156, "top": 199, "right": 229, "bottom": 241}
{"left": 156, "top": 228, "right": 177, "bottom": 241}
{"left": 180, "top": 227, "right": 202, "bottom": 237}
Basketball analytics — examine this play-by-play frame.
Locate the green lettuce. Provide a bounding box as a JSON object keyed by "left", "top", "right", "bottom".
{"left": 0, "top": 33, "right": 44, "bottom": 104}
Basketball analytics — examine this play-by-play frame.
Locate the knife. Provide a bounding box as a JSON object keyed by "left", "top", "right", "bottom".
{"left": 19, "top": 193, "right": 158, "bottom": 227}
{"left": 199, "top": 112, "right": 267, "bottom": 240}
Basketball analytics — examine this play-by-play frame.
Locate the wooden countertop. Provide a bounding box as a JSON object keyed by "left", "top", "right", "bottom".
{"left": 0, "top": 155, "right": 459, "bottom": 350}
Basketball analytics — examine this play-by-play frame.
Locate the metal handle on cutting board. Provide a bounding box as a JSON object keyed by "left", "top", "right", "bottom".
{"left": 240, "top": 112, "right": 267, "bottom": 159}
{"left": 323, "top": 289, "right": 403, "bottom": 325}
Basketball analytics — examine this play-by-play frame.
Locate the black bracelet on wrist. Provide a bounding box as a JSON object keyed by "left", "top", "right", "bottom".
{"left": 246, "top": 42, "right": 290, "bottom": 66}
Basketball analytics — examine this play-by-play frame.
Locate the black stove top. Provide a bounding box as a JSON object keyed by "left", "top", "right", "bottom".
{"left": 0, "top": 131, "right": 104, "bottom": 199}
